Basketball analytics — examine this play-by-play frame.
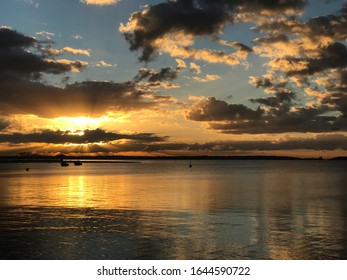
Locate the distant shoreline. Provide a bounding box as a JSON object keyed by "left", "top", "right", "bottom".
{"left": 0, "top": 155, "right": 346, "bottom": 163}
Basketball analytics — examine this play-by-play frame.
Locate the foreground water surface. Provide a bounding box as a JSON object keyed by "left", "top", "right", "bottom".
{"left": 0, "top": 160, "right": 346, "bottom": 259}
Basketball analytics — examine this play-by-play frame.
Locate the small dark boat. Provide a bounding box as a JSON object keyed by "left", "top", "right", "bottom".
{"left": 74, "top": 161, "right": 82, "bottom": 166}
{"left": 61, "top": 161, "right": 69, "bottom": 167}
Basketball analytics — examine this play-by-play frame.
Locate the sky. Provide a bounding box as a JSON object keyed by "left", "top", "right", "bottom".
{"left": 0, "top": 0, "right": 347, "bottom": 158}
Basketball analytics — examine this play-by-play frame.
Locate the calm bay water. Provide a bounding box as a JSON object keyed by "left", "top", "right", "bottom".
{"left": 0, "top": 160, "right": 346, "bottom": 259}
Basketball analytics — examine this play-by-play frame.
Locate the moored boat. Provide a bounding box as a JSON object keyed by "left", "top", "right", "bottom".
{"left": 60, "top": 161, "right": 69, "bottom": 167}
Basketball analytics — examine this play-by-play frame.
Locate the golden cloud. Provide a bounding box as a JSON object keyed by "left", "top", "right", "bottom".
{"left": 193, "top": 74, "right": 221, "bottom": 83}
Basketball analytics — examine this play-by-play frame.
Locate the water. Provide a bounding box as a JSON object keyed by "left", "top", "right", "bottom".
{"left": 0, "top": 160, "right": 346, "bottom": 259}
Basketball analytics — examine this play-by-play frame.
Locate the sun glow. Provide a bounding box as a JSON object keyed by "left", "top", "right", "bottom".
{"left": 52, "top": 116, "right": 108, "bottom": 131}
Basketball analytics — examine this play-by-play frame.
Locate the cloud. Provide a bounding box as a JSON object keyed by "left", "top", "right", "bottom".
{"left": 190, "top": 62, "right": 201, "bottom": 74}
{"left": 24, "top": 0, "right": 39, "bottom": 9}
{"left": 133, "top": 67, "right": 181, "bottom": 89}
{"left": 253, "top": 34, "right": 300, "bottom": 58}
{"left": 36, "top": 31, "right": 55, "bottom": 41}
{"left": 0, "top": 27, "right": 36, "bottom": 49}
{"left": 0, "top": 118, "right": 11, "bottom": 131}
{"left": 47, "top": 47, "right": 91, "bottom": 57}
{"left": 219, "top": 40, "right": 253, "bottom": 59}
{"left": 0, "top": 27, "right": 87, "bottom": 82}
{"left": 186, "top": 95, "right": 345, "bottom": 134}
{"left": 72, "top": 35, "right": 83, "bottom": 40}
{"left": 0, "top": 128, "right": 166, "bottom": 144}
{"left": 186, "top": 97, "right": 263, "bottom": 122}
{"left": 249, "top": 76, "right": 274, "bottom": 88}
{"left": 80, "top": 0, "right": 120, "bottom": 6}
{"left": 176, "top": 134, "right": 347, "bottom": 152}
{"left": 120, "top": 0, "right": 306, "bottom": 62}
{"left": 142, "top": 32, "right": 242, "bottom": 66}
{"left": 0, "top": 50, "right": 84, "bottom": 77}
{"left": 183, "top": 48, "right": 241, "bottom": 66}
{"left": 269, "top": 42, "right": 347, "bottom": 77}
{"left": 204, "top": 134, "right": 347, "bottom": 151}
{"left": 135, "top": 67, "right": 178, "bottom": 83}
{"left": 96, "top": 60, "right": 116, "bottom": 67}
{"left": 175, "top": 59, "right": 186, "bottom": 68}
{"left": 0, "top": 71, "right": 171, "bottom": 119}
{"left": 193, "top": 74, "right": 221, "bottom": 83}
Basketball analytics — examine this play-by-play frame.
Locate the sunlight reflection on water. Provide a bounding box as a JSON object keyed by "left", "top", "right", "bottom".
{"left": 0, "top": 160, "right": 346, "bottom": 259}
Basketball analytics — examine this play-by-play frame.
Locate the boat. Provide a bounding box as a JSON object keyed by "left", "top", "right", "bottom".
{"left": 74, "top": 161, "right": 82, "bottom": 166}
{"left": 60, "top": 161, "right": 69, "bottom": 167}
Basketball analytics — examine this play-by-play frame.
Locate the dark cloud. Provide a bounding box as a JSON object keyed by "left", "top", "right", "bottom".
{"left": 121, "top": 0, "right": 307, "bottom": 62}
{"left": 0, "top": 128, "right": 167, "bottom": 144}
{"left": 249, "top": 75, "right": 288, "bottom": 90}
{"left": 0, "top": 48, "right": 84, "bottom": 78}
{"left": 254, "top": 34, "right": 290, "bottom": 46}
{"left": 232, "top": 133, "right": 347, "bottom": 151}
{"left": 0, "top": 118, "right": 10, "bottom": 131}
{"left": 249, "top": 76, "right": 273, "bottom": 88}
{"left": 134, "top": 67, "right": 179, "bottom": 83}
{"left": 340, "top": 70, "right": 347, "bottom": 85}
{"left": 0, "top": 79, "right": 168, "bottom": 117}
{"left": 183, "top": 134, "right": 347, "bottom": 151}
{"left": 306, "top": 6, "right": 347, "bottom": 42}
{"left": 186, "top": 94, "right": 346, "bottom": 134}
{"left": 254, "top": 4, "right": 347, "bottom": 40}
{"left": 65, "top": 81, "right": 154, "bottom": 111}
{"left": 241, "top": 0, "right": 307, "bottom": 14}
{"left": 135, "top": 67, "right": 179, "bottom": 83}
{"left": 208, "top": 111, "right": 338, "bottom": 134}
{"left": 230, "top": 42, "right": 253, "bottom": 53}
{"left": 187, "top": 97, "right": 263, "bottom": 122}
{"left": 133, "top": 66, "right": 181, "bottom": 89}
{"left": 281, "top": 42, "right": 347, "bottom": 76}
{"left": 0, "top": 27, "right": 36, "bottom": 49}
{"left": 322, "top": 94, "right": 347, "bottom": 118}
{"left": 122, "top": 0, "right": 231, "bottom": 61}
{"left": 0, "top": 28, "right": 86, "bottom": 81}
{"left": 249, "top": 90, "right": 296, "bottom": 107}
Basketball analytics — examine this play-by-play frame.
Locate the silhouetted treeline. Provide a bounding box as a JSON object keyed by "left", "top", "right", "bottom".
{"left": 0, "top": 155, "right": 346, "bottom": 163}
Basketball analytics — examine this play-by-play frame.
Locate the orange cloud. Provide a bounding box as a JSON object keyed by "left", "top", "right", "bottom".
{"left": 48, "top": 47, "right": 90, "bottom": 56}
{"left": 175, "top": 59, "right": 187, "bottom": 68}
{"left": 96, "top": 60, "right": 115, "bottom": 67}
{"left": 193, "top": 74, "right": 221, "bottom": 83}
{"left": 46, "top": 59, "right": 88, "bottom": 72}
{"left": 190, "top": 62, "right": 201, "bottom": 74}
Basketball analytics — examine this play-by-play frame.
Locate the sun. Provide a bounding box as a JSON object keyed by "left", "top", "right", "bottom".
{"left": 52, "top": 116, "right": 107, "bottom": 131}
